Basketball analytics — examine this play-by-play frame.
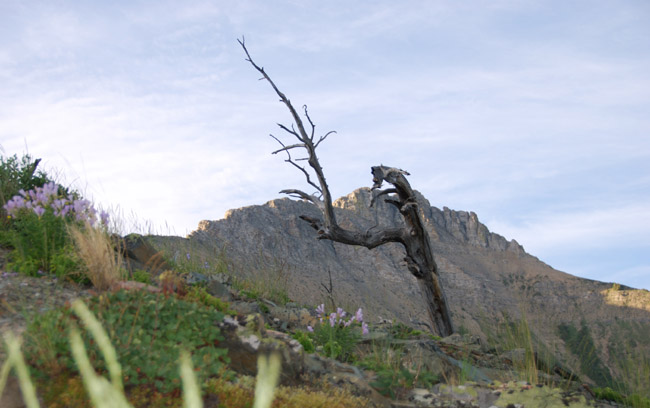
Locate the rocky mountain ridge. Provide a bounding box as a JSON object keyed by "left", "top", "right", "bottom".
{"left": 182, "top": 187, "right": 649, "bottom": 390}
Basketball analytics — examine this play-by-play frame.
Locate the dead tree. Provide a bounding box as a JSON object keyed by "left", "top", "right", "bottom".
{"left": 238, "top": 38, "right": 454, "bottom": 337}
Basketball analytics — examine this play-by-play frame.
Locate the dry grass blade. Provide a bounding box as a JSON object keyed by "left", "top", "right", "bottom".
{"left": 70, "top": 221, "right": 124, "bottom": 290}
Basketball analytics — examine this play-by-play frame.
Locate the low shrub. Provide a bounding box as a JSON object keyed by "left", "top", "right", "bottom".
{"left": 22, "top": 290, "right": 230, "bottom": 398}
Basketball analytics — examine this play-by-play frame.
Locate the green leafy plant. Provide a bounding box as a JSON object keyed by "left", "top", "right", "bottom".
{"left": 0, "top": 153, "right": 50, "bottom": 214}
{"left": 22, "top": 290, "right": 230, "bottom": 396}
{"left": 291, "top": 330, "right": 315, "bottom": 353}
{"left": 308, "top": 304, "right": 368, "bottom": 362}
{"left": 3, "top": 180, "right": 109, "bottom": 281}
{"left": 184, "top": 285, "right": 235, "bottom": 314}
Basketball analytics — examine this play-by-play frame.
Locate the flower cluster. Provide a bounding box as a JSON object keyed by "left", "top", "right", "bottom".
{"left": 308, "top": 303, "right": 369, "bottom": 335}
{"left": 3, "top": 182, "right": 108, "bottom": 226}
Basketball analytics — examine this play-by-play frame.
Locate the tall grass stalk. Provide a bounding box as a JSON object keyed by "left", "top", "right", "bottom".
{"left": 71, "top": 300, "right": 123, "bottom": 392}
{"left": 69, "top": 328, "right": 132, "bottom": 408}
{"left": 1, "top": 333, "right": 40, "bottom": 408}
{"left": 70, "top": 221, "right": 124, "bottom": 290}
{"left": 500, "top": 312, "right": 539, "bottom": 385}
{"left": 180, "top": 350, "right": 202, "bottom": 408}
{"left": 254, "top": 352, "right": 281, "bottom": 408}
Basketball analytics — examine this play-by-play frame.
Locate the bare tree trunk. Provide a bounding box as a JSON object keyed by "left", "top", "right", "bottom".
{"left": 239, "top": 38, "right": 454, "bottom": 336}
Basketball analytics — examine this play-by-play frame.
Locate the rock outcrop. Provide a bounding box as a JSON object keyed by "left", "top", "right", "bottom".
{"left": 177, "top": 188, "right": 649, "bottom": 390}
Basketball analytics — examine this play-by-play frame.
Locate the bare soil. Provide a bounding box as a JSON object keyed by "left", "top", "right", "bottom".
{"left": 0, "top": 248, "right": 94, "bottom": 359}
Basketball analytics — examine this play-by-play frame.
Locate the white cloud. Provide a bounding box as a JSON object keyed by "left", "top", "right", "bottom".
{"left": 486, "top": 204, "right": 650, "bottom": 254}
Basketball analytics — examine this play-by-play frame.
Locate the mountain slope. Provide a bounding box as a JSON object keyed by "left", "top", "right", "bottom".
{"left": 187, "top": 188, "right": 650, "bottom": 390}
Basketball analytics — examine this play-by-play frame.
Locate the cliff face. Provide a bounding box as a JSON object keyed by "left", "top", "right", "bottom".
{"left": 188, "top": 188, "right": 650, "bottom": 387}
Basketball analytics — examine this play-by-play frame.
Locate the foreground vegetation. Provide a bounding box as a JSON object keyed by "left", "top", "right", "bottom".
{"left": 1, "top": 152, "right": 649, "bottom": 407}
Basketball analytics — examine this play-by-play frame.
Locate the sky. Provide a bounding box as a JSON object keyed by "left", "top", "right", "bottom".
{"left": 1, "top": 0, "right": 649, "bottom": 290}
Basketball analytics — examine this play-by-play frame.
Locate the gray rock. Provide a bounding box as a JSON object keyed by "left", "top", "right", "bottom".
{"left": 118, "top": 233, "right": 171, "bottom": 276}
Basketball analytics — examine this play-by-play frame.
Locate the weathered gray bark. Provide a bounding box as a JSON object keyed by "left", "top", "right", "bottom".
{"left": 239, "top": 38, "right": 454, "bottom": 336}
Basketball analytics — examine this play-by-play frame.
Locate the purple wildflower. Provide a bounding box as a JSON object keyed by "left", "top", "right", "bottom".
{"left": 315, "top": 304, "right": 325, "bottom": 317}
{"left": 186, "top": 252, "right": 191, "bottom": 261}
{"left": 86, "top": 207, "right": 98, "bottom": 225}
{"left": 336, "top": 307, "right": 346, "bottom": 319}
{"left": 33, "top": 206, "right": 46, "bottom": 217}
{"left": 100, "top": 210, "right": 110, "bottom": 226}
{"left": 60, "top": 205, "right": 71, "bottom": 217}
{"left": 35, "top": 191, "right": 47, "bottom": 204}
{"left": 307, "top": 326, "right": 314, "bottom": 333}
{"left": 362, "top": 322, "right": 369, "bottom": 335}
{"left": 355, "top": 308, "right": 363, "bottom": 323}
{"left": 73, "top": 199, "right": 89, "bottom": 216}
{"left": 43, "top": 182, "right": 58, "bottom": 197}
{"left": 329, "top": 313, "right": 337, "bottom": 328}
{"left": 3, "top": 197, "right": 22, "bottom": 214}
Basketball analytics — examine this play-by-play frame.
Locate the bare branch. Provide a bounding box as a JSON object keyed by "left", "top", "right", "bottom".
{"left": 303, "top": 105, "right": 316, "bottom": 140}
{"left": 269, "top": 134, "right": 322, "bottom": 194}
{"left": 286, "top": 162, "right": 323, "bottom": 194}
{"left": 298, "top": 215, "right": 404, "bottom": 249}
{"left": 239, "top": 37, "right": 336, "bottom": 223}
{"left": 370, "top": 188, "right": 398, "bottom": 208}
{"left": 280, "top": 189, "right": 323, "bottom": 208}
{"left": 314, "top": 130, "right": 336, "bottom": 149}
{"left": 271, "top": 144, "right": 305, "bottom": 155}
{"left": 277, "top": 123, "right": 299, "bottom": 137}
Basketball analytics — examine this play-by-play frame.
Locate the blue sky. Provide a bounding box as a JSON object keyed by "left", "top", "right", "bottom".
{"left": 1, "top": 1, "right": 649, "bottom": 290}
